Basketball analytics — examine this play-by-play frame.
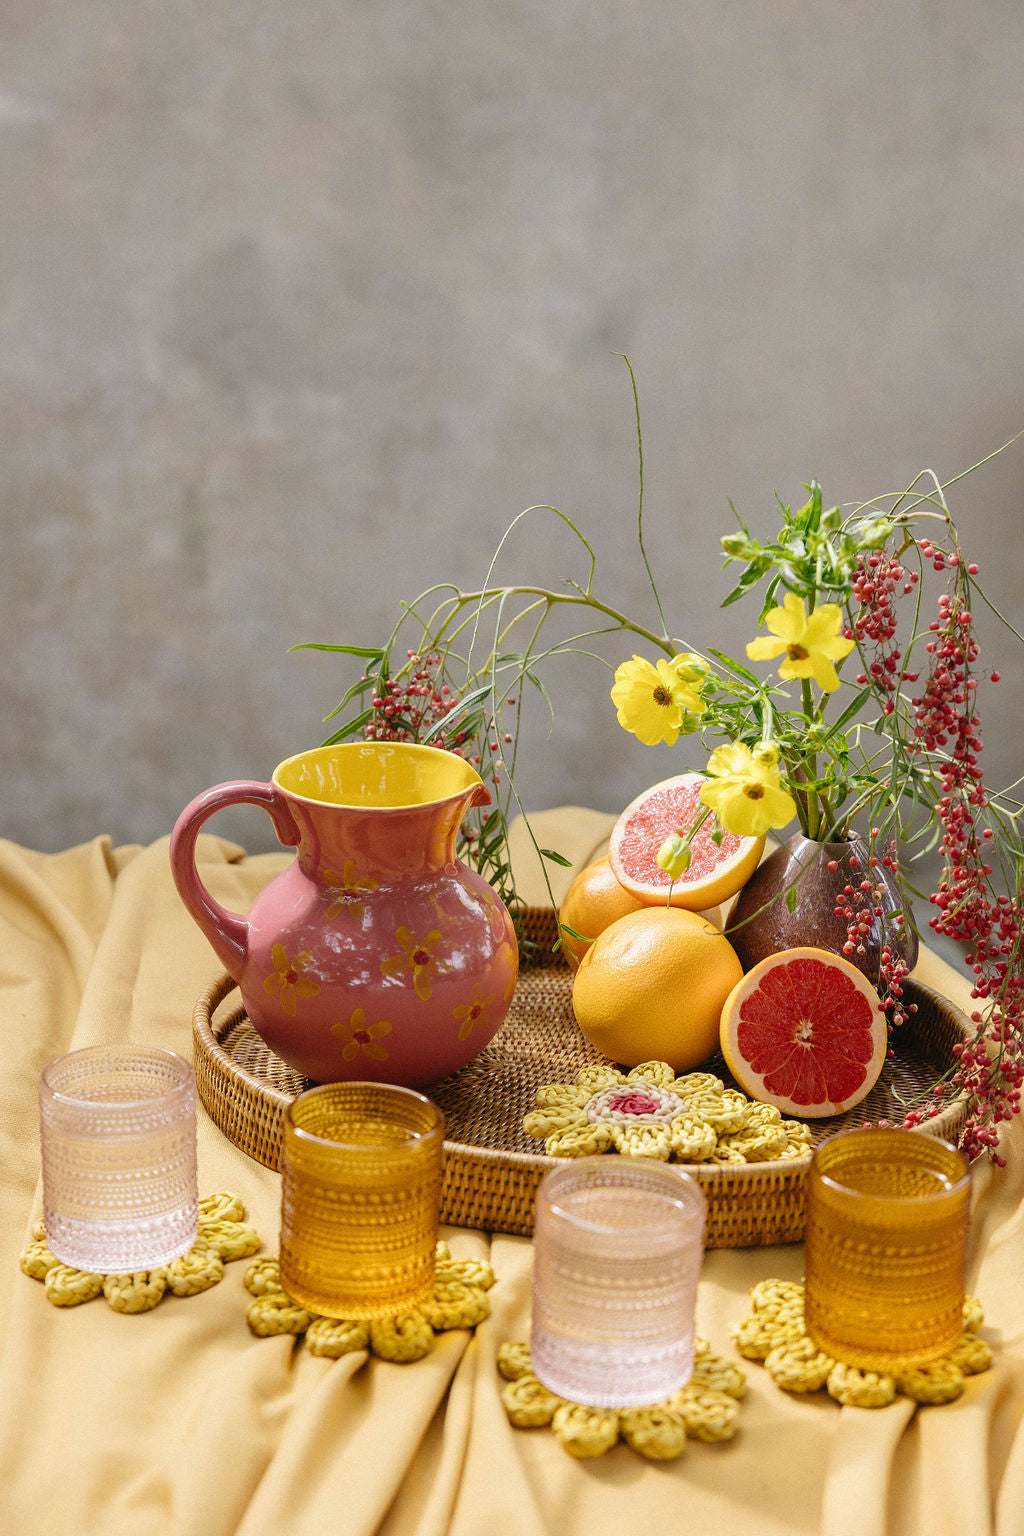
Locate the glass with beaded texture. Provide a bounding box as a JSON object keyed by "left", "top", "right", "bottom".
{"left": 804, "top": 1127, "right": 971, "bottom": 1372}
{"left": 279, "top": 1081, "right": 445, "bottom": 1319}
{"left": 530, "top": 1156, "right": 707, "bottom": 1408}
{"left": 39, "top": 1044, "right": 198, "bottom": 1273}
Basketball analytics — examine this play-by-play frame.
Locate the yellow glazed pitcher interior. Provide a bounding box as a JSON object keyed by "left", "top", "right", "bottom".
{"left": 273, "top": 742, "right": 486, "bottom": 810}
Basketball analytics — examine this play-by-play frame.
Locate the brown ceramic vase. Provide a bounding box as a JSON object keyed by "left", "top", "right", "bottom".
{"left": 725, "top": 831, "right": 919, "bottom": 989}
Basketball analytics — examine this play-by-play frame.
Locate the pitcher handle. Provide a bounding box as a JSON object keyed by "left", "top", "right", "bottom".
{"left": 169, "top": 780, "right": 300, "bottom": 979}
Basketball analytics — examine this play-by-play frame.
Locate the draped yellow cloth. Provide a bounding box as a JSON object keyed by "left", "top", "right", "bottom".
{"left": 1, "top": 816, "right": 1023, "bottom": 1536}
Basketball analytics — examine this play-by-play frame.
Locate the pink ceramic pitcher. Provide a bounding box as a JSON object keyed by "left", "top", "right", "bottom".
{"left": 171, "top": 742, "right": 519, "bottom": 1086}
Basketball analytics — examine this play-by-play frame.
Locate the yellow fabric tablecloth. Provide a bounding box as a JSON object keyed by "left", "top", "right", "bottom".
{"left": 1, "top": 816, "right": 1023, "bottom": 1536}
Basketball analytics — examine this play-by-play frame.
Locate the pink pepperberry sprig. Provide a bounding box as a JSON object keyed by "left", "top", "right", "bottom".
{"left": 841, "top": 523, "right": 1023, "bottom": 1158}
{"left": 360, "top": 648, "right": 518, "bottom": 883}
{"left": 848, "top": 549, "right": 920, "bottom": 715}
{"left": 906, "top": 546, "right": 1019, "bottom": 1157}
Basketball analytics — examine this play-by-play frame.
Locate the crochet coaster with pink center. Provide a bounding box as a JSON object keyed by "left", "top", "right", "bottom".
{"left": 497, "top": 1336, "right": 747, "bottom": 1461}
{"left": 523, "top": 1060, "right": 812, "bottom": 1162}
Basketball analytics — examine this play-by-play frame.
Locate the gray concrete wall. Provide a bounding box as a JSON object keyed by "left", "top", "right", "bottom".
{"left": 3, "top": 0, "right": 1023, "bottom": 857}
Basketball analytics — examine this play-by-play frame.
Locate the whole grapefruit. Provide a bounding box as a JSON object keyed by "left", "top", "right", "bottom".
{"left": 557, "top": 855, "right": 648, "bottom": 970}
{"left": 571, "top": 905, "right": 744, "bottom": 1072}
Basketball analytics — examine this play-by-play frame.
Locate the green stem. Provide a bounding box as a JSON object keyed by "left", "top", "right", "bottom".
{"left": 430, "top": 585, "right": 675, "bottom": 658}
{"left": 613, "top": 352, "right": 671, "bottom": 646}
{"left": 799, "top": 676, "right": 821, "bottom": 839}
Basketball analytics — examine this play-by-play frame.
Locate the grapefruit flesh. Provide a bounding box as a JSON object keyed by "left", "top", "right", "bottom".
{"left": 571, "top": 905, "right": 744, "bottom": 1072}
{"left": 720, "top": 946, "right": 887, "bottom": 1118}
{"left": 609, "top": 773, "right": 765, "bottom": 910}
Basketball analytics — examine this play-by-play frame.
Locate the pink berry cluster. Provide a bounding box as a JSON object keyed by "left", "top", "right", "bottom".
{"left": 901, "top": 545, "right": 1021, "bottom": 1160}
{"left": 363, "top": 651, "right": 462, "bottom": 747}
{"left": 843, "top": 532, "right": 1024, "bottom": 1157}
{"left": 844, "top": 554, "right": 922, "bottom": 1057}
{"left": 362, "top": 651, "right": 513, "bottom": 850}
{"left": 848, "top": 550, "right": 919, "bottom": 713}
{"left": 831, "top": 837, "right": 914, "bottom": 1039}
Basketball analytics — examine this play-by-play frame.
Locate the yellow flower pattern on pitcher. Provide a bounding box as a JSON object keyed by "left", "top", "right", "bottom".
{"left": 323, "top": 861, "right": 379, "bottom": 923}
{"left": 330, "top": 1009, "right": 392, "bottom": 1062}
{"left": 380, "top": 927, "right": 446, "bottom": 1002}
{"left": 263, "top": 945, "right": 321, "bottom": 1016}
{"left": 453, "top": 983, "right": 494, "bottom": 1042}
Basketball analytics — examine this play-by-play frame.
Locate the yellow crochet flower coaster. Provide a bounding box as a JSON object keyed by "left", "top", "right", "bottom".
{"left": 18, "top": 1193, "right": 262, "bottom": 1313}
{"left": 523, "top": 1060, "right": 812, "bottom": 1163}
{"left": 244, "top": 1241, "right": 496, "bottom": 1363}
{"left": 731, "top": 1279, "right": 993, "bottom": 1408}
{"left": 497, "top": 1336, "right": 746, "bottom": 1461}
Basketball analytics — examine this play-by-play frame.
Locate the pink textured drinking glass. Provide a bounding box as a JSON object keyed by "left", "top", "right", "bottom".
{"left": 39, "top": 1045, "right": 198, "bottom": 1273}
{"left": 530, "top": 1157, "right": 706, "bottom": 1407}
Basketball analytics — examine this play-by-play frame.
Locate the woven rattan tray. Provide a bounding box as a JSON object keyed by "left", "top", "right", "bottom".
{"left": 192, "top": 910, "right": 971, "bottom": 1247}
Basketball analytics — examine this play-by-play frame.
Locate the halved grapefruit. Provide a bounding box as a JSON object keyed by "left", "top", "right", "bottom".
{"left": 719, "top": 946, "right": 887, "bottom": 1118}
{"left": 609, "top": 773, "right": 764, "bottom": 910}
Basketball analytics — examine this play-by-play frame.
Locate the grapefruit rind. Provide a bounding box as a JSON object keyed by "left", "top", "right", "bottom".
{"left": 719, "top": 946, "right": 887, "bottom": 1119}
{"left": 557, "top": 856, "right": 646, "bottom": 971}
{"left": 608, "top": 773, "right": 765, "bottom": 911}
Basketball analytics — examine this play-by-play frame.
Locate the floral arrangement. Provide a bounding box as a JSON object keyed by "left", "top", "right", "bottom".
{"left": 297, "top": 364, "right": 1023, "bottom": 1161}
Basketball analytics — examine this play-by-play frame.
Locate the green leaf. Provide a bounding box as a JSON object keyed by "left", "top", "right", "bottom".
{"left": 706, "top": 648, "right": 761, "bottom": 686}
{"left": 323, "top": 675, "right": 377, "bottom": 722}
{"left": 758, "top": 574, "right": 783, "bottom": 623}
{"left": 726, "top": 497, "right": 752, "bottom": 536}
{"left": 321, "top": 707, "right": 373, "bottom": 744}
{"left": 421, "top": 682, "right": 496, "bottom": 742}
{"left": 540, "top": 848, "right": 573, "bottom": 867}
{"left": 795, "top": 481, "right": 822, "bottom": 532}
{"left": 785, "top": 883, "right": 798, "bottom": 913}
{"left": 815, "top": 691, "right": 870, "bottom": 746}
{"left": 720, "top": 559, "right": 770, "bottom": 608}
{"left": 290, "top": 642, "right": 385, "bottom": 659}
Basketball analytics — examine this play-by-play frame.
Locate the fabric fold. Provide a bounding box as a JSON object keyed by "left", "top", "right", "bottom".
{"left": 0, "top": 818, "right": 1021, "bottom": 1536}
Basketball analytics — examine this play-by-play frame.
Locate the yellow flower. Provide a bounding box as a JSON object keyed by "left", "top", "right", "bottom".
{"left": 263, "top": 944, "right": 321, "bottom": 1016}
{"left": 380, "top": 926, "right": 446, "bottom": 1001}
{"left": 698, "top": 742, "right": 798, "bottom": 838}
{"left": 745, "top": 593, "right": 855, "bottom": 692}
{"left": 323, "top": 861, "right": 379, "bottom": 923}
{"left": 330, "top": 1009, "right": 392, "bottom": 1062}
{"left": 453, "top": 983, "right": 494, "bottom": 1042}
{"left": 610, "top": 653, "right": 708, "bottom": 746}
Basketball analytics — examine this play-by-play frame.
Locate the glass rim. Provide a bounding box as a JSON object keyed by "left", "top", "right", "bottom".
{"left": 812, "top": 1125, "right": 970, "bottom": 1203}
{"left": 284, "top": 1080, "right": 445, "bottom": 1152}
{"left": 542, "top": 1157, "right": 705, "bottom": 1236}
{"left": 40, "top": 1044, "right": 194, "bottom": 1110}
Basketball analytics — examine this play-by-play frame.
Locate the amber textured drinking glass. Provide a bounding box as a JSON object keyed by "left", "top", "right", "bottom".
{"left": 804, "top": 1127, "right": 970, "bottom": 1372}
{"left": 279, "top": 1082, "right": 444, "bottom": 1319}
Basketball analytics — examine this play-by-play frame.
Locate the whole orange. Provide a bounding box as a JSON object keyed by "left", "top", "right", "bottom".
{"left": 571, "top": 906, "right": 743, "bottom": 1072}
{"left": 557, "top": 856, "right": 647, "bottom": 970}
